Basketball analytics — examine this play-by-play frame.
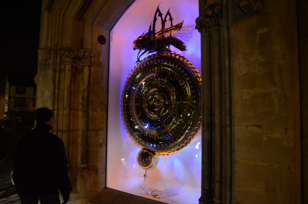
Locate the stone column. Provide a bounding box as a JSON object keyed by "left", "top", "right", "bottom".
{"left": 77, "top": 48, "right": 96, "bottom": 194}
{"left": 36, "top": 8, "right": 53, "bottom": 109}
{"left": 211, "top": 4, "right": 223, "bottom": 204}
{"left": 37, "top": 48, "right": 52, "bottom": 109}
{"left": 60, "top": 47, "right": 75, "bottom": 168}
{"left": 196, "top": 14, "right": 214, "bottom": 204}
{"left": 196, "top": 1, "right": 224, "bottom": 204}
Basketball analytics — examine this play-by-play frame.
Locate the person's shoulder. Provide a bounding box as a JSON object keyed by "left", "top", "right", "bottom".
{"left": 48, "top": 132, "right": 64, "bottom": 144}
{"left": 19, "top": 130, "right": 35, "bottom": 142}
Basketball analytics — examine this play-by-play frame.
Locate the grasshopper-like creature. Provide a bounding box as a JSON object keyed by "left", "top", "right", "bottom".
{"left": 133, "top": 6, "right": 187, "bottom": 62}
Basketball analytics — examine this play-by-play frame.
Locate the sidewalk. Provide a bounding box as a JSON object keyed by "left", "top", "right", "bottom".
{"left": 0, "top": 128, "right": 30, "bottom": 203}
{"left": 0, "top": 129, "right": 17, "bottom": 163}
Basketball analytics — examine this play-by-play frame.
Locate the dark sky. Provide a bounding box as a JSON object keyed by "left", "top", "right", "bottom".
{"left": 0, "top": 0, "right": 42, "bottom": 74}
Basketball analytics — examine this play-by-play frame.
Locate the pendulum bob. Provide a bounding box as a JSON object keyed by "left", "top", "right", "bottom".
{"left": 137, "top": 148, "right": 159, "bottom": 170}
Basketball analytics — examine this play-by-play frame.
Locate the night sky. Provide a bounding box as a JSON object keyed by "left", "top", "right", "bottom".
{"left": 0, "top": 0, "right": 42, "bottom": 74}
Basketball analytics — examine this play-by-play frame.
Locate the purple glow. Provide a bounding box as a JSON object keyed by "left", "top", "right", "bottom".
{"left": 107, "top": 0, "right": 201, "bottom": 203}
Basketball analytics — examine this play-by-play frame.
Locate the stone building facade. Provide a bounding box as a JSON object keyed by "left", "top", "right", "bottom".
{"left": 36, "top": 0, "right": 307, "bottom": 203}
{"left": 4, "top": 72, "right": 36, "bottom": 128}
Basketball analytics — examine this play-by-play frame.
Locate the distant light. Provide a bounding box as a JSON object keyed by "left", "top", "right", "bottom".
{"left": 195, "top": 154, "right": 198, "bottom": 158}
{"left": 144, "top": 123, "right": 150, "bottom": 128}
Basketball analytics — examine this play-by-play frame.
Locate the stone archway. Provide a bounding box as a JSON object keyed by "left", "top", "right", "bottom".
{"left": 37, "top": 0, "right": 231, "bottom": 203}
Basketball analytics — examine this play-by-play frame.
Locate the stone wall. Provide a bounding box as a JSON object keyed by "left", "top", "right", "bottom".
{"left": 232, "top": 0, "right": 300, "bottom": 203}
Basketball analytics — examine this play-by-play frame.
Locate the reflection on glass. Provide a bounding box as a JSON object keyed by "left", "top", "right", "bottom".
{"left": 140, "top": 185, "right": 178, "bottom": 199}
{"left": 195, "top": 142, "right": 200, "bottom": 149}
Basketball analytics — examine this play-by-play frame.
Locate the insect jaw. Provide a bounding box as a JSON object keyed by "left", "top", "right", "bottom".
{"left": 133, "top": 42, "right": 140, "bottom": 50}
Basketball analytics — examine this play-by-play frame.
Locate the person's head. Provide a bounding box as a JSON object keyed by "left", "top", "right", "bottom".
{"left": 35, "top": 108, "right": 55, "bottom": 128}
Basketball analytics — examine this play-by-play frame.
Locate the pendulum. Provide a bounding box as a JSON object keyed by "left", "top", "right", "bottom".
{"left": 137, "top": 148, "right": 159, "bottom": 181}
{"left": 143, "top": 170, "right": 148, "bottom": 182}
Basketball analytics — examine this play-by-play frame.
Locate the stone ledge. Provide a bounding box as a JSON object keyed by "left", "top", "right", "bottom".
{"left": 88, "top": 188, "right": 166, "bottom": 204}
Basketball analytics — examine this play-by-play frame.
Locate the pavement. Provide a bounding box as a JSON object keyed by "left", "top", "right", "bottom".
{"left": 0, "top": 128, "right": 30, "bottom": 204}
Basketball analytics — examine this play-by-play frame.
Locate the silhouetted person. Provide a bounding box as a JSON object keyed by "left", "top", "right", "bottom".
{"left": 13, "top": 108, "right": 72, "bottom": 204}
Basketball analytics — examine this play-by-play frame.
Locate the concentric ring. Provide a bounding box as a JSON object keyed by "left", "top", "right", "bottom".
{"left": 121, "top": 52, "right": 201, "bottom": 155}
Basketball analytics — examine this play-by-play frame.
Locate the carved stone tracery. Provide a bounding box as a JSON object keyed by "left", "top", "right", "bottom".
{"left": 38, "top": 48, "right": 51, "bottom": 64}
{"left": 196, "top": 16, "right": 212, "bottom": 37}
{"left": 232, "top": 0, "right": 264, "bottom": 23}
{"left": 204, "top": 2, "right": 223, "bottom": 28}
{"left": 60, "top": 47, "right": 76, "bottom": 65}
{"left": 236, "top": 0, "right": 263, "bottom": 15}
{"left": 78, "top": 49, "right": 96, "bottom": 66}
{"left": 196, "top": 2, "right": 223, "bottom": 37}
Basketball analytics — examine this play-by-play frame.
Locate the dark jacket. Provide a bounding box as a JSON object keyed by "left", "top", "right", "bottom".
{"left": 13, "top": 123, "right": 72, "bottom": 201}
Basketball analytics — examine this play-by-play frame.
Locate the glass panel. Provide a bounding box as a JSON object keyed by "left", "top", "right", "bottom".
{"left": 108, "top": 0, "right": 201, "bottom": 203}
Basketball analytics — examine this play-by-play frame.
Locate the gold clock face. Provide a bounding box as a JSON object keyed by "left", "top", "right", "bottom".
{"left": 121, "top": 52, "right": 201, "bottom": 155}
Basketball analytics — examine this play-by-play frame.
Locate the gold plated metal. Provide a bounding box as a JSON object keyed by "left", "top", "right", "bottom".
{"left": 137, "top": 148, "right": 159, "bottom": 170}
{"left": 121, "top": 52, "right": 201, "bottom": 156}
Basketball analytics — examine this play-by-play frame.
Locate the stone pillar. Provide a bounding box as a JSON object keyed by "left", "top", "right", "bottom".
{"left": 196, "top": 1, "right": 227, "bottom": 204}
{"left": 39, "top": 10, "right": 52, "bottom": 49}
{"left": 196, "top": 14, "right": 214, "bottom": 204}
{"left": 60, "top": 47, "right": 75, "bottom": 168}
{"left": 77, "top": 48, "right": 96, "bottom": 194}
{"left": 36, "top": 8, "right": 53, "bottom": 109}
{"left": 37, "top": 48, "right": 52, "bottom": 109}
{"left": 210, "top": 4, "right": 223, "bottom": 204}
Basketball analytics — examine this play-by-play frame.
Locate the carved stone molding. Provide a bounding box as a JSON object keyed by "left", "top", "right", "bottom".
{"left": 196, "top": 1, "right": 223, "bottom": 37}
{"left": 204, "top": 2, "right": 223, "bottom": 28}
{"left": 60, "top": 47, "right": 76, "bottom": 65}
{"left": 237, "top": 0, "right": 263, "bottom": 15}
{"left": 196, "top": 16, "right": 212, "bottom": 37}
{"left": 232, "top": 0, "right": 264, "bottom": 23}
{"left": 78, "top": 49, "right": 96, "bottom": 66}
{"left": 38, "top": 48, "right": 51, "bottom": 64}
